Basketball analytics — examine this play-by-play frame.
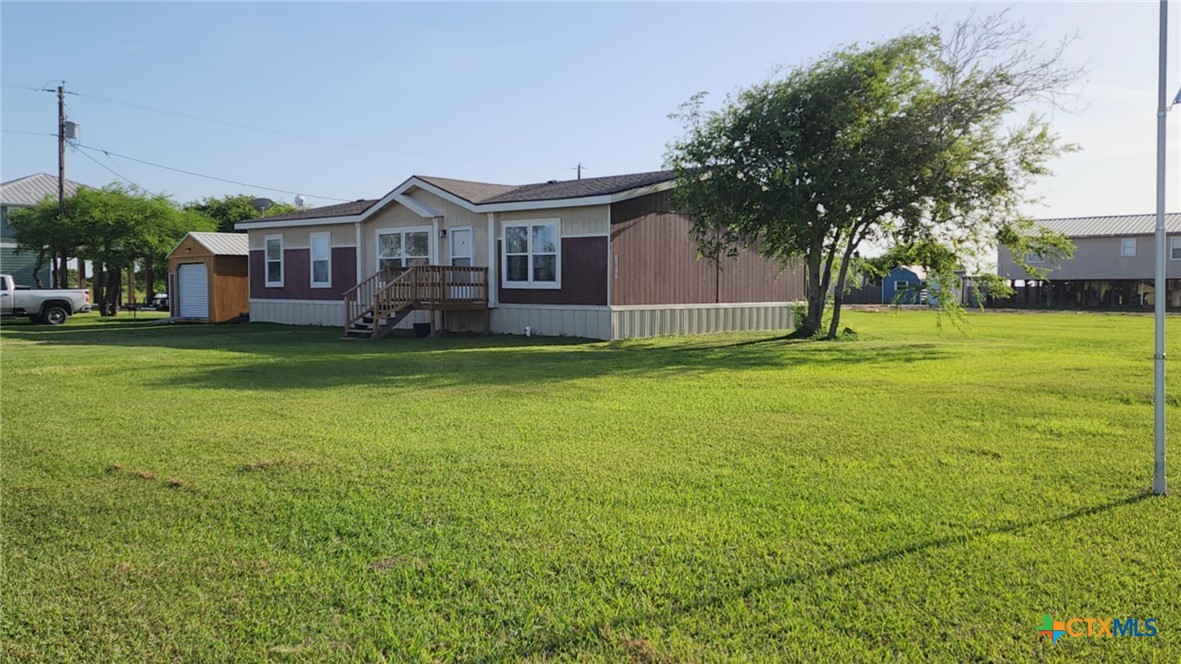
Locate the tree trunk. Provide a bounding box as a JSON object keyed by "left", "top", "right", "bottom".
{"left": 78, "top": 258, "right": 87, "bottom": 289}
{"left": 127, "top": 266, "right": 137, "bottom": 309}
{"left": 827, "top": 253, "right": 855, "bottom": 339}
{"left": 144, "top": 259, "right": 155, "bottom": 302}
{"left": 93, "top": 262, "right": 105, "bottom": 313}
{"left": 32, "top": 250, "right": 46, "bottom": 288}
{"left": 802, "top": 252, "right": 826, "bottom": 336}
{"left": 56, "top": 250, "right": 68, "bottom": 288}
{"left": 104, "top": 268, "right": 122, "bottom": 316}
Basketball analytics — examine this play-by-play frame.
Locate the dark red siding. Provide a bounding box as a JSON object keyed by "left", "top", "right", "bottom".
{"left": 249, "top": 247, "right": 357, "bottom": 300}
{"left": 497, "top": 236, "right": 608, "bottom": 306}
{"left": 610, "top": 191, "right": 805, "bottom": 306}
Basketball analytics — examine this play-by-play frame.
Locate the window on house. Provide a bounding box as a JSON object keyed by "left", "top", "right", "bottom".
{"left": 1172, "top": 236, "right": 1181, "bottom": 261}
{"left": 1121, "top": 238, "right": 1137, "bottom": 257}
{"left": 895, "top": 281, "right": 910, "bottom": 292}
{"left": 503, "top": 219, "right": 559, "bottom": 287}
{"left": 450, "top": 227, "right": 472, "bottom": 267}
{"left": 265, "top": 235, "right": 283, "bottom": 286}
{"left": 1026, "top": 252, "right": 1045, "bottom": 263}
{"left": 310, "top": 232, "right": 331, "bottom": 287}
{"left": 377, "top": 229, "right": 430, "bottom": 270}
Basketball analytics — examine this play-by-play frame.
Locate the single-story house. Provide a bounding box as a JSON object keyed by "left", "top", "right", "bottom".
{"left": 235, "top": 170, "right": 805, "bottom": 339}
{"left": 0, "top": 173, "right": 86, "bottom": 286}
{"left": 167, "top": 232, "right": 249, "bottom": 322}
{"left": 997, "top": 213, "right": 1181, "bottom": 308}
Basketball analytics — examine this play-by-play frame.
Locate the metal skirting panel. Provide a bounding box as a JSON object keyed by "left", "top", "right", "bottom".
{"left": 250, "top": 299, "right": 433, "bottom": 329}
{"left": 490, "top": 306, "right": 612, "bottom": 340}
{"left": 610, "top": 303, "right": 794, "bottom": 340}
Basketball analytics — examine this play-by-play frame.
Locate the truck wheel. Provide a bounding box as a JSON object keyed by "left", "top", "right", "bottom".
{"left": 42, "top": 305, "right": 69, "bottom": 325}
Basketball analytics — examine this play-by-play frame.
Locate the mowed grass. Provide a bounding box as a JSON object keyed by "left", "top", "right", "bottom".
{"left": 2, "top": 310, "right": 1179, "bottom": 662}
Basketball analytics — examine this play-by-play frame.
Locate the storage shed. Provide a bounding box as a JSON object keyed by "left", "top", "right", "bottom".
{"left": 166, "top": 232, "right": 249, "bottom": 322}
{"left": 882, "top": 266, "right": 927, "bottom": 304}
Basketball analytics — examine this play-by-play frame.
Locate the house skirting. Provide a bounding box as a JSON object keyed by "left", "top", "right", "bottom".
{"left": 249, "top": 298, "right": 430, "bottom": 328}
{"left": 490, "top": 305, "right": 612, "bottom": 340}
{"left": 610, "top": 302, "right": 794, "bottom": 340}
{"left": 250, "top": 299, "right": 796, "bottom": 340}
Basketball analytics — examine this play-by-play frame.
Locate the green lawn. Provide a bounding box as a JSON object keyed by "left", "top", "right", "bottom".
{"left": 2, "top": 311, "right": 1179, "bottom": 662}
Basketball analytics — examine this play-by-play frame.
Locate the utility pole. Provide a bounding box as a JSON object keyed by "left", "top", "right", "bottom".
{"left": 56, "top": 84, "right": 66, "bottom": 289}
{"left": 573, "top": 162, "right": 585, "bottom": 180}
{"left": 1152, "top": 0, "right": 1168, "bottom": 496}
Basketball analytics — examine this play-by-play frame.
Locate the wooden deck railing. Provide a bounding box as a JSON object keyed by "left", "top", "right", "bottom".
{"left": 343, "top": 265, "right": 489, "bottom": 330}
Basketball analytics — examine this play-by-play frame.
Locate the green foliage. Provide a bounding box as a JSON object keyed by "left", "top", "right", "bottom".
{"left": 72, "top": 184, "right": 213, "bottom": 272}
{"left": 2, "top": 312, "right": 1178, "bottom": 660}
{"left": 667, "top": 11, "right": 1081, "bottom": 338}
{"left": 184, "top": 194, "right": 298, "bottom": 233}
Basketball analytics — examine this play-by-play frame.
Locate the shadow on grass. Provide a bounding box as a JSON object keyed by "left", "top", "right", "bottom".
{"left": 497, "top": 492, "right": 1152, "bottom": 660}
{"left": 1, "top": 321, "right": 952, "bottom": 391}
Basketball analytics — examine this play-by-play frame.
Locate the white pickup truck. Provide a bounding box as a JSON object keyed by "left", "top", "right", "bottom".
{"left": 0, "top": 274, "right": 91, "bottom": 325}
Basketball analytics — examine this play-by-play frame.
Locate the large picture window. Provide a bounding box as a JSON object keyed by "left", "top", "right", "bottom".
{"left": 310, "top": 232, "right": 331, "bottom": 287}
{"left": 1171, "top": 236, "right": 1181, "bottom": 261}
{"left": 265, "top": 235, "right": 283, "bottom": 287}
{"left": 377, "top": 229, "right": 430, "bottom": 270}
{"left": 503, "top": 219, "right": 559, "bottom": 288}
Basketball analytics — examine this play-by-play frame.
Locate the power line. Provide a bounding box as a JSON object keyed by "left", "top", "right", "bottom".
{"left": 71, "top": 143, "right": 142, "bottom": 189}
{"left": 73, "top": 142, "right": 350, "bottom": 202}
{"left": 1, "top": 129, "right": 56, "bottom": 137}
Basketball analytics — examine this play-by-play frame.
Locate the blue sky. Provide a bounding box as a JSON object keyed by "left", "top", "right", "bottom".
{"left": 2, "top": 2, "right": 1178, "bottom": 218}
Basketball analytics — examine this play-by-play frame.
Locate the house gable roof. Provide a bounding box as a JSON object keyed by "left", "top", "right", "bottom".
{"left": 0, "top": 173, "right": 87, "bottom": 207}
{"left": 256, "top": 199, "right": 380, "bottom": 223}
{"left": 235, "top": 169, "right": 676, "bottom": 230}
{"left": 1036, "top": 212, "right": 1181, "bottom": 238}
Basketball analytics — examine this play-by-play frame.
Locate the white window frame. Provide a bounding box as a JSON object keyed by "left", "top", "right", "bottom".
{"left": 449, "top": 226, "right": 473, "bottom": 267}
{"left": 264, "top": 234, "right": 284, "bottom": 287}
{"left": 502, "top": 218, "right": 561, "bottom": 289}
{"left": 895, "top": 280, "right": 910, "bottom": 292}
{"left": 1121, "top": 237, "right": 1137, "bottom": 257}
{"left": 310, "top": 231, "right": 332, "bottom": 288}
{"left": 1171, "top": 236, "right": 1181, "bottom": 261}
{"left": 376, "top": 226, "right": 432, "bottom": 271}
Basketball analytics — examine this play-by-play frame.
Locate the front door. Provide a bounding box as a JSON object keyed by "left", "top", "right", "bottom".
{"left": 449, "top": 227, "right": 473, "bottom": 299}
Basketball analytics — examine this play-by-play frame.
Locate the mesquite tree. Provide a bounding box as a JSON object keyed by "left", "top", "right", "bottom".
{"left": 667, "top": 12, "right": 1078, "bottom": 338}
{"left": 10, "top": 184, "right": 212, "bottom": 314}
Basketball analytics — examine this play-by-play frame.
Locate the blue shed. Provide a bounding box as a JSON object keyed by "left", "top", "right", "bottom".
{"left": 881, "top": 266, "right": 926, "bottom": 304}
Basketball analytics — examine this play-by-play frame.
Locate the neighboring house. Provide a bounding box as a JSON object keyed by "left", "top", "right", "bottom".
{"left": 0, "top": 173, "right": 84, "bottom": 286}
{"left": 235, "top": 170, "right": 805, "bottom": 339}
{"left": 997, "top": 213, "right": 1181, "bottom": 308}
{"left": 166, "top": 232, "right": 249, "bottom": 322}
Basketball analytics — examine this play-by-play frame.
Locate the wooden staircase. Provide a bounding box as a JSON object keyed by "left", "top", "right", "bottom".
{"left": 343, "top": 265, "right": 489, "bottom": 340}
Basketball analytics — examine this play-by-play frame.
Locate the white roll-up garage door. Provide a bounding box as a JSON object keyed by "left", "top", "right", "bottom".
{"left": 177, "top": 263, "right": 209, "bottom": 319}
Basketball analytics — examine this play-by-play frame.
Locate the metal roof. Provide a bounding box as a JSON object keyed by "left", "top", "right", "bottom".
{"left": 1035, "top": 212, "right": 1181, "bottom": 238}
{"left": 187, "top": 232, "right": 249, "bottom": 256}
{"left": 0, "top": 173, "right": 87, "bottom": 207}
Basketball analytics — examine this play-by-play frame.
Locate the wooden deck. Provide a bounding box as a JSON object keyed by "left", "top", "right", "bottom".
{"left": 343, "top": 265, "right": 489, "bottom": 339}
